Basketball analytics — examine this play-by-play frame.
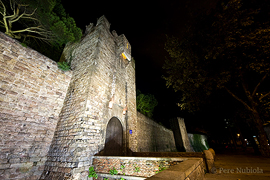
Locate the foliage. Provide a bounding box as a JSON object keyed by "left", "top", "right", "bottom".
{"left": 155, "top": 165, "right": 167, "bottom": 174}
{"left": 0, "top": 0, "right": 82, "bottom": 61}
{"left": 133, "top": 164, "right": 140, "bottom": 173}
{"left": 109, "top": 167, "right": 118, "bottom": 175}
{"left": 88, "top": 167, "right": 98, "bottom": 179}
{"left": 57, "top": 61, "right": 70, "bottom": 71}
{"left": 120, "top": 164, "right": 125, "bottom": 173}
{"left": 136, "top": 89, "right": 158, "bottom": 118}
{"left": 120, "top": 178, "right": 125, "bottom": 180}
{"left": 0, "top": 0, "right": 53, "bottom": 41}
{"left": 163, "top": 0, "right": 270, "bottom": 156}
{"left": 164, "top": 0, "right": 270, "bottom": 112}
{"left": 20, "top": 42, "right": 27, "bottom": 47}
{"left": 21, "top": 0, "right": 81, "bottom": 45}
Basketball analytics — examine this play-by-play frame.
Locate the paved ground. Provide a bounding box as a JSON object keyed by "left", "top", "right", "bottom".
{"left": 204, "top": 149, "right": 270, "bottom": 180}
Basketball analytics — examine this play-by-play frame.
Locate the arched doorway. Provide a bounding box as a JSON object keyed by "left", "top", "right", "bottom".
{"left": 103, "top": 117, "right": 123, "bottom": 155}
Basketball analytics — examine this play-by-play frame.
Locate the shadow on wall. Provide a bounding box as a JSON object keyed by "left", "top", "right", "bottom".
{"left": 188, "top": 133, "right": 210, "bottom": 152}
{"left": 95, "top": 143, "right": 134, "bottom": 156}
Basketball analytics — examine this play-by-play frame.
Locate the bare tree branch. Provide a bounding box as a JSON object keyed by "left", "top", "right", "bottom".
{"left": 224, "top": 86, "right": 253, "bottom": 112}
{"left": 10, "top": 7, "right": 37, "bottom": 23}
{"left": 0, "top": 0, "right": 55, "bottom": 43}
{"left": 252, "top": 73, "right": 268, "bottom": 97}
{"left": 259, "top": 92, "right": 270, "bottom": 101}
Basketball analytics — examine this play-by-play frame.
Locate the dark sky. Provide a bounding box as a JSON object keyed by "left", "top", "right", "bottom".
{"left": 62, "top": 0, "right": 219, "bottom": 128}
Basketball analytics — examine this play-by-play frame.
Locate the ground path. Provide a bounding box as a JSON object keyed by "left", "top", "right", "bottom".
{"left": 204, "top": 149, "right": 270, "bottom": 180}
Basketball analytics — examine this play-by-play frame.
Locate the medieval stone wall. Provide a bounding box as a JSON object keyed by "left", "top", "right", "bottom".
{"left": 0, "top": 32, "right": 72, "bottom": 179}
{"left": 41, "top": 16, "right": 137, "bottom": 180}
{"left": 0, "top": 15, "right": 174, "bottom": 180}
{"left": 137, "top": 112, "right": 176, "bottom": 152}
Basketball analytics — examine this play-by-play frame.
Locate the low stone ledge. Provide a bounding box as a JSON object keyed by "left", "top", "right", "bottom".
{"left": 145, "top": 158, "right": 205, "bottom": 180}
{"left": 93, "top": 156, "right": 188, "bottom": 161}
{"left": 96, "top": 173, "right": 146, "bottom": 180}
{"left": 132, "top": 152, "right": 204, "bottom": 158}
{"left": 203, "top": 150, "right": 215, "bottom": 173}
{"left": 92, "top": 156, "right": 186, "bottom": 178}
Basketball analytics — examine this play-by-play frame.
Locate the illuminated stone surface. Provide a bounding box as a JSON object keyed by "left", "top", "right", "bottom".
{"left": 0, "top": 16, "right": 177, "bottom": 180}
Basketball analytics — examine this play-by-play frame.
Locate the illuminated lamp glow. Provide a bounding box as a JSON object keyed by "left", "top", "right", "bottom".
{"left": 122, "top": 53, "right": 127, "bottom": 59}
{"left": 237, "top": 134, "right": 240, "bottom": 137}
{"left": 122, "top": 52, "right": 131, "bottom": 61}
{"left": 108, "top": 96, "right": 114, "bottom": 109}
{"left": 123, "top": 106, "right": 128, "bottom": 115}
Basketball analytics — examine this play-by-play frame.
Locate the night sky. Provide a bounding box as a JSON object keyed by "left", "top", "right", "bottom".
{"left": 62, "top": 0, "right": 219, "bottom": 129}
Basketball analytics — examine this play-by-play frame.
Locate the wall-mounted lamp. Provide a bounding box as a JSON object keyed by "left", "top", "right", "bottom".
{"left": 121, "top": 53, "right": 127, "bottom": 60}
{"left": 123, "top": 106, "right": 128, "bottom": 115}
{"left": 108, "top": 96, "right": 114, "bottom": 109}
{"left": 121, "top": 52, "right": 131, "bottom": 61}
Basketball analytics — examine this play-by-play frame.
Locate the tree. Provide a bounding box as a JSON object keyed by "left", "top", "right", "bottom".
{"left": 163, "top": 0, "right": 270, "bottom": 156}
{"left": 136, "top": 90, "right": 158, "bottom": 118}
{"left": 0, "top": 0, "right": 82, "bottom": 61}
{"left": 0, "top": 0, "right": 53, "bottom": 41}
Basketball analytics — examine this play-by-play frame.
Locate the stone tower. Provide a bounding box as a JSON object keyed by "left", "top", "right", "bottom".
{"left": 40, "top": 15, "right": 137, "bottom": 180}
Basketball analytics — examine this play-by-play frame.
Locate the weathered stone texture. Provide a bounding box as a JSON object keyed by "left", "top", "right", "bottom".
{"left": 93, "top": 156, "right": 183, "bottom": 178}
{"left": 171, "top": 117, "right": 194, "bottom": 152}
{"left": 1, "top": 15, "right": 179, "bottom": 180}
{"left": 203, "top": 149, "right": 215, "bottom": 173}
{"left": 41, "top": 16, "right": 137, "bottom": 180}
{"left": 0, "top": 32, "right": 72, "bottom": 179}
{"left": 137, "top": 112, "right": 177, "bottom": 152}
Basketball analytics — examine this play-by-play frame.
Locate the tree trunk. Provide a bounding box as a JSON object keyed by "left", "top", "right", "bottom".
{"left": 225, "top": 85, "right": 269, "bottom": 156}
{"left": 251, "top": 110, "right": 270, "bottom": 157}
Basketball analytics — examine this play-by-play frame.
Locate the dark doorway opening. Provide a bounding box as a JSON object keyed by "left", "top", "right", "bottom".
{"left": 103, "top": 117, "right": 123, "bottom": 155}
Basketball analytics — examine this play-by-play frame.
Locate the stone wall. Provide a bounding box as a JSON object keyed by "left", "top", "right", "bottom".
{"left": 93, "top": 156, "right": 185, "bottom": 179}
{"left": 0, "top": 15, "right": 181, "bottom": 180}
{"left": 137, "top": 112, "right": 176, "bottom": 152}
{"left": 41, "top": 16, "right": 137, "bottom": 179}
{"left": 170, "top": 117, "right": 194, "bottom": 152}
{"left": 147, "top": 158, "right": 205, "bottom": 180}
{"left": 132, "top": 152, "right": 204, "bottom": 158}
{"left": 0, "top": 32, "right": 72, "bottom": 179}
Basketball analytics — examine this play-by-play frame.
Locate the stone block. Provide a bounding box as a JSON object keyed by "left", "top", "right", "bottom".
{"left": 208, "top": 148, "right": 215, "bottom": 159}
{"left": 203, "top": 150, "right": 214, "bottom": 173}
{"left": 0, "top": 163, "right": 10, "bottom": 169}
